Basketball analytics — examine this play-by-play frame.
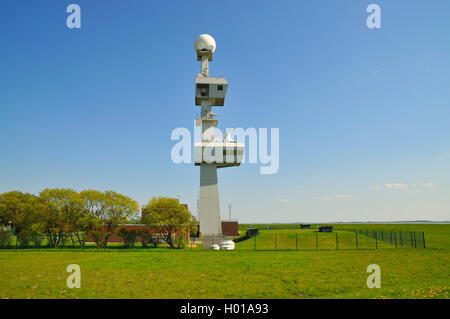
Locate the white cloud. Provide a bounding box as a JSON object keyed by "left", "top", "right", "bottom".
{"left": 314, "top": 194, "right": 352, "bottom": 201}
{"left": 373, "top": 183, "right": 407, "bottom": 190}
{"left": 385, "top": 183, "right": 407, "bottom": 189}
{"left": 424, "top": 182, "right": 437, "bottom": 188}
{"left": 278, "top": 199, "right": 289, "bottom": 203}
{"left": 372, "top": 182, "right": 438, "bottom": 192}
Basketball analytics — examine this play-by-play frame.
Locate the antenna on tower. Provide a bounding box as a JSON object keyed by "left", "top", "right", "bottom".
{"left": 194, "top": 34, "right": 216, "bottom": 77}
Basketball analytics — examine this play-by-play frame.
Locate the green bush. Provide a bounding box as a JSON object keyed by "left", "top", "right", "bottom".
{"left": 174, "top": 232, "right": 187, "bottom": 249}
{"left": 91, "top": 231, "right": 111, "bottom": 249}
{"left": 176, "top": 238, "right": 186, "bottom": 249}
{"left": 30, "top": 232, "right": 43, "bottom": 248}
{"left": 138, "top": 228, "right": 153, "bottom": 248}
{"left": 74, "top": 232, "right": 89, "bottom": 249}
{"left": 17, "top": 231, "right": 31, "bottom": 248}
{"left": 151, "top": 234, "right": 160, "bottom": 248}
{"left": 138, "top": 229, "right": 160, "bottom": 248}
{"left": 0, "top": 226, "right": 12, "bottom": 248}
{"left": 117, "top": 228, "right": 138, "bottom": 248}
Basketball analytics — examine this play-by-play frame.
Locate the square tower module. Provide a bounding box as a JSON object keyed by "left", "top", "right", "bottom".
{"left": 195, "top": 76, "right": 228, "bottom": 106}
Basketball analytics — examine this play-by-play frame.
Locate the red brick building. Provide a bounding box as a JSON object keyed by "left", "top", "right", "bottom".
{"left": 87, "top": 224, "right": 189, "bottom": 243}
{"left": 221, "top": 220, "right": 239, "bottom": 236}
{"left": 91, "top": 204, "right": 239, "bottom": 243}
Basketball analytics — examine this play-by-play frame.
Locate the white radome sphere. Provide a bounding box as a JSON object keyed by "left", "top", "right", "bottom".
{"left": 194, "top": 34, "right": 216, "bottom": 53}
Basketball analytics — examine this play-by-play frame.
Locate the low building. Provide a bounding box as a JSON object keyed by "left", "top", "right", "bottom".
{"left": 221, "top": 220, "right": 239, "bottom": 237}
{"left": 86, "top": 224, "right": 189, "bottom": 243}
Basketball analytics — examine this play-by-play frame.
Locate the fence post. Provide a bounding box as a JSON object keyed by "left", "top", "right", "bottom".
{"left": 390, "top": 231, "right": 393, "bottom": 244}
{"left": 375, "top": 231, "right": 378, "bottom": 249}
{"left": 335, "top": 232, "right": 338, "bottom": 250}
{"left": 315, "top": 232, "right": 318, "bottom": 250}
{"left": 410, "top": 232, "right": 413, "bottom": 247}
{"left": 400, "top": 231, "right": 403, "bottom": 246}
{"left": 413, "top": 232, "right": 417, "bottom": 248}
{"left": 422, "top": 232, "right": 426, "bottom": 249}
{"left": 394, "top": 232, "right": 397, "bottom": 248}
{"left": 355, "top": 232, "right": 358, "bottom": 250}
{"left": 296, "top": 233, "right": 298, "bottom": 251}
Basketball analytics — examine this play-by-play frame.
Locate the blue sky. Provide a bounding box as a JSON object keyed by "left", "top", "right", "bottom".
{"left": 1, "top": 0, "right": 449, "bottom": 222}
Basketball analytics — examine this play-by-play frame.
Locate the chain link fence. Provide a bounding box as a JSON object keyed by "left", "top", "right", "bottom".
{"left": 234, "top": 229, "right": 426, "bottom": 251}
{"left": 337, "top": 229, "right": 426, "bottom": 249}
{"left": 2, "top": 227, "right": 426, "bottom": 251}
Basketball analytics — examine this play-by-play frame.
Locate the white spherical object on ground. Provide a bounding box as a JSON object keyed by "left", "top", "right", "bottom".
{"left": 220, "top": 240, "right": 235, "bottom": 250}
{"left": 194, "top": 34, "right": 216, "bottom": 53}
{"left": 210, "top": 244, "right": 220, "bottom": 250}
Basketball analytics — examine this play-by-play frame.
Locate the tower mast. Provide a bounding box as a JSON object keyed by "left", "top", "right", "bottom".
{"left": 193, "top": 34, "right": 244, "bottom": 248}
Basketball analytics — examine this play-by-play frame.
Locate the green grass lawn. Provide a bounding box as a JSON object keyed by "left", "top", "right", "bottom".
{"left": 0, "top": 224, "right": 449, "bottom": 299}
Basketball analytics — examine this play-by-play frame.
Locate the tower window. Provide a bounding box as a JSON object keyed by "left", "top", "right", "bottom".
{"left": 217, "top": 85, "right": 223, "bottom": 91}
{"left": 198, "top": 84, "right": 209, "bottom": 97}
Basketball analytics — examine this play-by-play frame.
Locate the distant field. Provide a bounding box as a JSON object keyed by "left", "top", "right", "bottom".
{"left": 0, "top": 224, "right": 448, "bottom": 299}
{"left": 239, "top": 223, "right": 450, "bottom": 249}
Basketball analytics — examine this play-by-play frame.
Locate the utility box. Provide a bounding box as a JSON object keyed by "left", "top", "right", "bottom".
{"left": 246, "top": 228, "right": 259, "bottom": 239}
{"left": 318, "top": 226, "right": 333, "bottom": 232}
{"left": 195, "top": 76, "right": 228, "bottom": 106}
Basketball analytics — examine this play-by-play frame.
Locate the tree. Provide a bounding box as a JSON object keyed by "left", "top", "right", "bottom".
{"left": 141, "top": 197, "right": 193, "bottom": 249}
{"left": 0, "top": 191, "right": 40, "bottom": 231}
{"left": 79, "top": 190, "right": 105, "bottom": 248}
{"left": 0, "top": 191, "right": 43, "bottom": 247}
{"left": 189, "top": 215, "right": 199, "bottom": 237}
{"left": 39, "top": 188, "right": 85, "bottom": 248}
{"left": 80, "top": 190, "right": 139, "bottom": 248}
{"left": 102, "top": 191, "right": 139, "bottom": 232}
